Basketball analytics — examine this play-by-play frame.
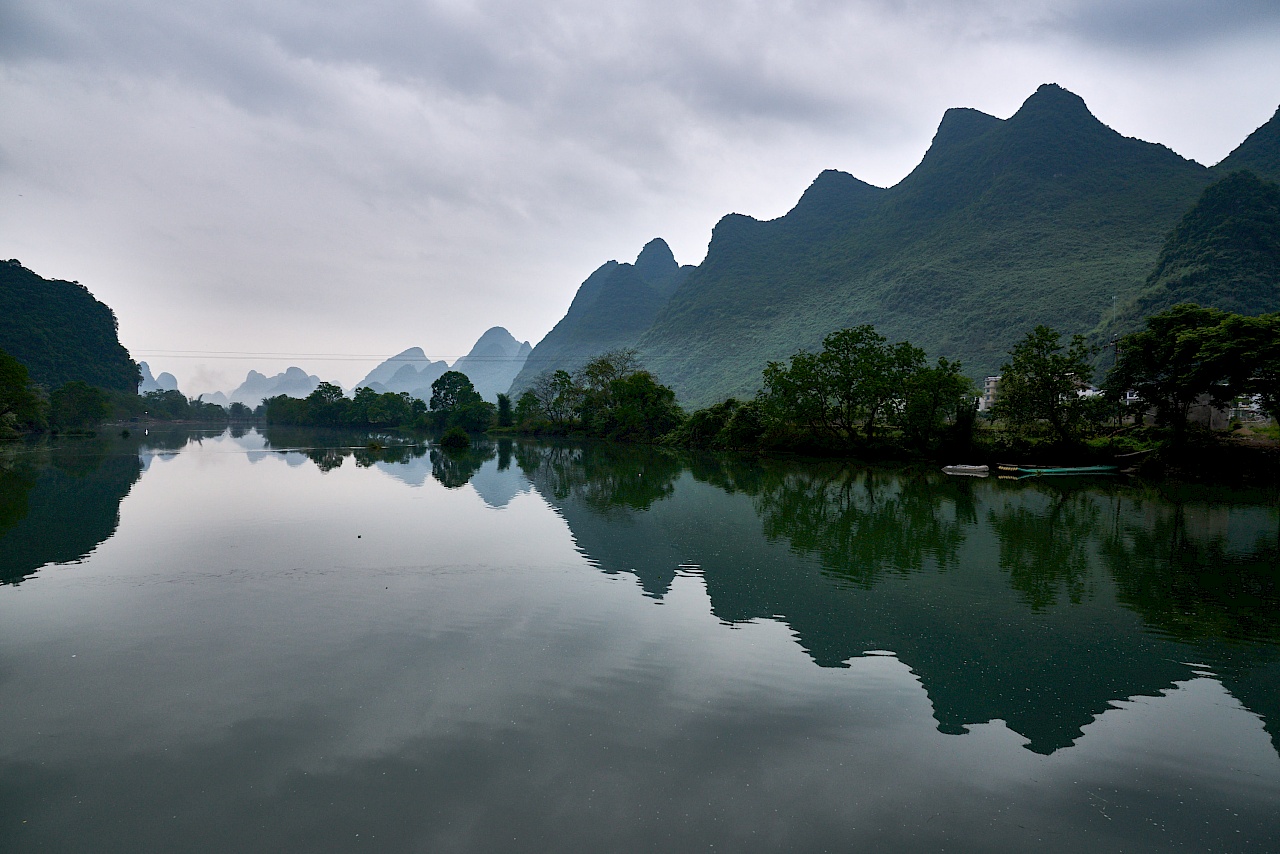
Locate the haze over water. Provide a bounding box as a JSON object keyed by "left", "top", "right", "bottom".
{"left": 1, "top": 430, "right": 1278, "bottom": 851}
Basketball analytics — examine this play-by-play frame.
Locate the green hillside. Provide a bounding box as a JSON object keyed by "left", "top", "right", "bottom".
{"left": 1217, "top": 105, "right": 1280, "bottom": 183}
{"left": 1104, "top": 170, "right": 1280, "bottom": 335}
{"left": 0, "top": 260, "right": 138, "bottom": 392}
{"left": 509, "top": 238, "right": 691, "bottom": 393}
{"left": 636, "top": 84, "right": 1214, "bottom": 406}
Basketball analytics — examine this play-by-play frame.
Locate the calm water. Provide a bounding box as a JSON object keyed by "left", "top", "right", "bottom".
{"left": 1, "top": 428, "right": 1278, "bottom": 852}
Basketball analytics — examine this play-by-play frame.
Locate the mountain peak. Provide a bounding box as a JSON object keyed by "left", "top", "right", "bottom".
{"left": 1217, "top": 104, "right": 1280, "bottom": 182}
{"left": 634, "top": 238, "right": 677, "bottom": 281}
{"left": 1010, "top": 83, "right": 1097, "bottom": 125}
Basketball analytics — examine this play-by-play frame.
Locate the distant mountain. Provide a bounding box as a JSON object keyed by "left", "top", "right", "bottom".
{"left": 199, "top": 391, "right": 230, "bottom": 408}
{"left": 509, "top": 238, "right": 692, "bottom": 394}
{"left": 632, "top": 84, "right": 1215, "bottom": 405}
{"left": 355, "top": 347, "right": 449, "bottom": 398}
{"left": 1106, "top": 170, "right": 1280, "bottom": 334}
{"left": 1217, "top": 105, "right": 1280, "bottom": 183}
{"left": 138, "top": 362, "right": 179, "bottom": 394}
{"left": 451, "top": 327, "right": 532, "bottom": 401}
{"left": 0, "top": 260, "right": 138, "bottom": 392}
{"left": 229, "top": 367, "right": 321, "bottom": 407}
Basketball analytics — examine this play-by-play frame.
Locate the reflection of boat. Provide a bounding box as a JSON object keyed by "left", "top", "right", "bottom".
{"left": 942, "top": 464, "right": 989, "bottom": 476}
{"left": 998, "top": 464, "right": 1120, "bottom": 476}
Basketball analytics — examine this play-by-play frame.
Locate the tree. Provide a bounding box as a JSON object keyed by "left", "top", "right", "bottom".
{"left": 900, "top": 357, "right": 973, "bottom": 450}
{"left": 529, "top": 369, "right": 579, "bottom": 428}
{"left": 596, "top": 371, "right": 684, "bottom": 441}
{"left": 0, "top": 348, "right": 46, "bottom": 432}
{"left": 429, "top": 371, "right": 491, "bottom": 431}
{"left": 50, "top": 381, "right": 110, "bottom": 430}
{"left": 305, "top": 381, "right": 349, "bottom": 426}
{"left": 761, "top": 325, "right": 924, "bottom": 443}
{"left": 993, "top": 326, "right": 1096, "bottom": 443}
{"left": 1105, "top": 304, "right": 1237, "bottom": 435}
{"left": 429, "top": 371, "right": 482, "bottom": 413}
{"left": 496, "top": 393, "right": 513, "bottom": 427}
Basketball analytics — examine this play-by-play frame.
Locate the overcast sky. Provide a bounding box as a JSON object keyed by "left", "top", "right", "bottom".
{"left": 3, "top": 0, "right": 1279, "bottom": 393}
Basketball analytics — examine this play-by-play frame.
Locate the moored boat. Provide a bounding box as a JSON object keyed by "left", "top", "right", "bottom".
{"left": 942, "top": 464, "right": 989, "bottom": 476}
{"left": 1001, "top": 464, "right": 1121, "bottom": 476}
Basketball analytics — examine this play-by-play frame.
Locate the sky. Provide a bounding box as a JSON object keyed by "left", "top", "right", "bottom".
{"left": 3, "top": 0, "right": 1279, "bottom": 395}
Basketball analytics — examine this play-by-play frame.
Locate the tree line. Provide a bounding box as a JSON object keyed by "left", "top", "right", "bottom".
{"left": 4, "top": 302, "right": 1274, "bottom": 457}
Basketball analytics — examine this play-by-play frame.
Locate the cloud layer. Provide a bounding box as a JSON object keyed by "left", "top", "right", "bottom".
{"left": 2, "top": 0, "right": 1278, "bottom": 391}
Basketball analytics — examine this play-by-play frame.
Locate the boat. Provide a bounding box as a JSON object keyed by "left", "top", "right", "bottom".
{"left": 1002, "top": 464, "right": 1120, "bottom": 476}
{"left": 941, "top": 464, "right": 989, "bottom": 476}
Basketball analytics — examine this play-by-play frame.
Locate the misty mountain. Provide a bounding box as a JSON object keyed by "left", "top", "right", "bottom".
{"left": 355, "top": 347, "right": 449, "bottom": 398}
{"left": 509, "top": 238, "right": 693, "bottom": 394}
{"left": 0, "top": 259, "right": 138, "bottom": 392}
{"left": 228, "top": 367, "right": 322, "bottom": 407}
{"left": 451, "top": 327, "right": 532, "bottom": 401}
{"left": 138, "top": 362, "right": 179, "bottom": 394}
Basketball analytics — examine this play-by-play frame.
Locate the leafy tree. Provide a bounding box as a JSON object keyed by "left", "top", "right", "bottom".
{"left": 993, "top": 326, "right": 1097, "bottom": 443}
{"left": 429, "top": 371, "right": 492, "bottom": 431}
{"left": 0, "top": 348, "right": 45, "bottom": 432}
{"left": 1215, "top": 311, "right": 1280, "bottom": 417}
{"left": 430, "top": 371, "right": 482, "bottom": 413}
{"left": 50, "top": 381, "right": 110, "bottom": 430}
{"left": 529, "top": 369, "right": 580, "bottom": 428}
{"left": 900, "top": 357, "right": 973, "bottom": 450}
{"left": 1106, "top": 305, "right": 1237, "bottom": 435}
{"left": 761, "top": 325, "right": 925, "bottom": 443}
{"left": 496, "top": 393, "right": 513, "bottom": 427}
{"left": 305, "top": 381, "right": 348, "bottom": 426}
{"left": 595, "top": 370, "right": 684, "bottom": 441}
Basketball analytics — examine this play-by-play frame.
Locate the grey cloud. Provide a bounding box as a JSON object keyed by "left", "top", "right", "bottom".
{"left": 1053, "top": 0, "right": 1280, "bottom": 51}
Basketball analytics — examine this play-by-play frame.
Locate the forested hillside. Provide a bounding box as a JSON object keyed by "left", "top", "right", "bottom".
{"left": 635, "top": 84, "right": 1215, "bottom": 405}
{"left": 1106, "top": 170, "right": 1280, "bottom": 334}
{"left": 0, "top": 260, "right": 138, "bottom": 392}
{"left": 509, "top": 238, "right": 692, "bottom": 393}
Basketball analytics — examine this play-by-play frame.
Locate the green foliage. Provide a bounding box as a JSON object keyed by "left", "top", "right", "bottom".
{"left": 632, "top": 85, "right": 1216, "bottom": 406}
{"left": 50, "top": 381, "right": 110, "bottom": 430}
{"left": 1107, "top": 171, "right": 1280, "bottom": 334}
{"left": 761, "top": 326, "right": 965, "bottom": 446}
{"left": 496, "top": 393, "right": 513, "bottom": 427}
{"left": 509, "top": 239, "right": 690, "bottom": 396}
{"left": 992, "top": 326, "right": 1097, "bottom": 443}
{"left": 439, "top": 426, "right": 471, "bottom": 449}
{"left": 427, "top": 370, "right": 493, "bottom": 432}
{"left": 510, "top": 350, "right": 685, "bottom": 443}
{"left": 0, "top": 260, "right": 139, "bottom": 393}
{"left": 900, "top": 357, "right": 975, "bottom": 451}
{"left": 0, "top": 348, "right": 46, "bottom": 435}
{"left": 1107, "top": 304, "right": 1280, "bottom": 430}
{"left": 429, "top": 371, "right": 481, "bottom": 413}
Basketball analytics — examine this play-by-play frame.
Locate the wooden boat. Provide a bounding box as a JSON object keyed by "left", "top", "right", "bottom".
{"left": 942, "top": 464, "right": 989, "bottom": 476}
{"left": 1006, "top": 464, "right": 1120, "bottom": 476}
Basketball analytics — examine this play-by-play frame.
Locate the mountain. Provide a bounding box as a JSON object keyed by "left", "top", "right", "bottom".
{"left": 1217, "top": 105, "right": 1280, "bottom": 183}
{"left": 451, "top": 327, "right": 532, "bottom": 401}
{"left": 228, "top": 367, "right": 321, "bottom": 407}
{"left": 355, "top": 347, "right": 449, "bottom": 398}
{"left": 627, "top": 84, "right": 1216, "bottom": 405}
{"left": 0, "top": 260, "right": 138, "bottom": 392}
{"left": 138, "top": 362, "right": 179, "bottom": 394}
{"left": 1106, "top": 170, "right": 1280, "bottom": 333}
{"left": 509, "top": 238, "right": 693, "bottom": 394}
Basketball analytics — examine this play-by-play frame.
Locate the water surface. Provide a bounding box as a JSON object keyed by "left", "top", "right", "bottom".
{"left": 1, "top": 430, "right": 1277, "bottom": 851}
